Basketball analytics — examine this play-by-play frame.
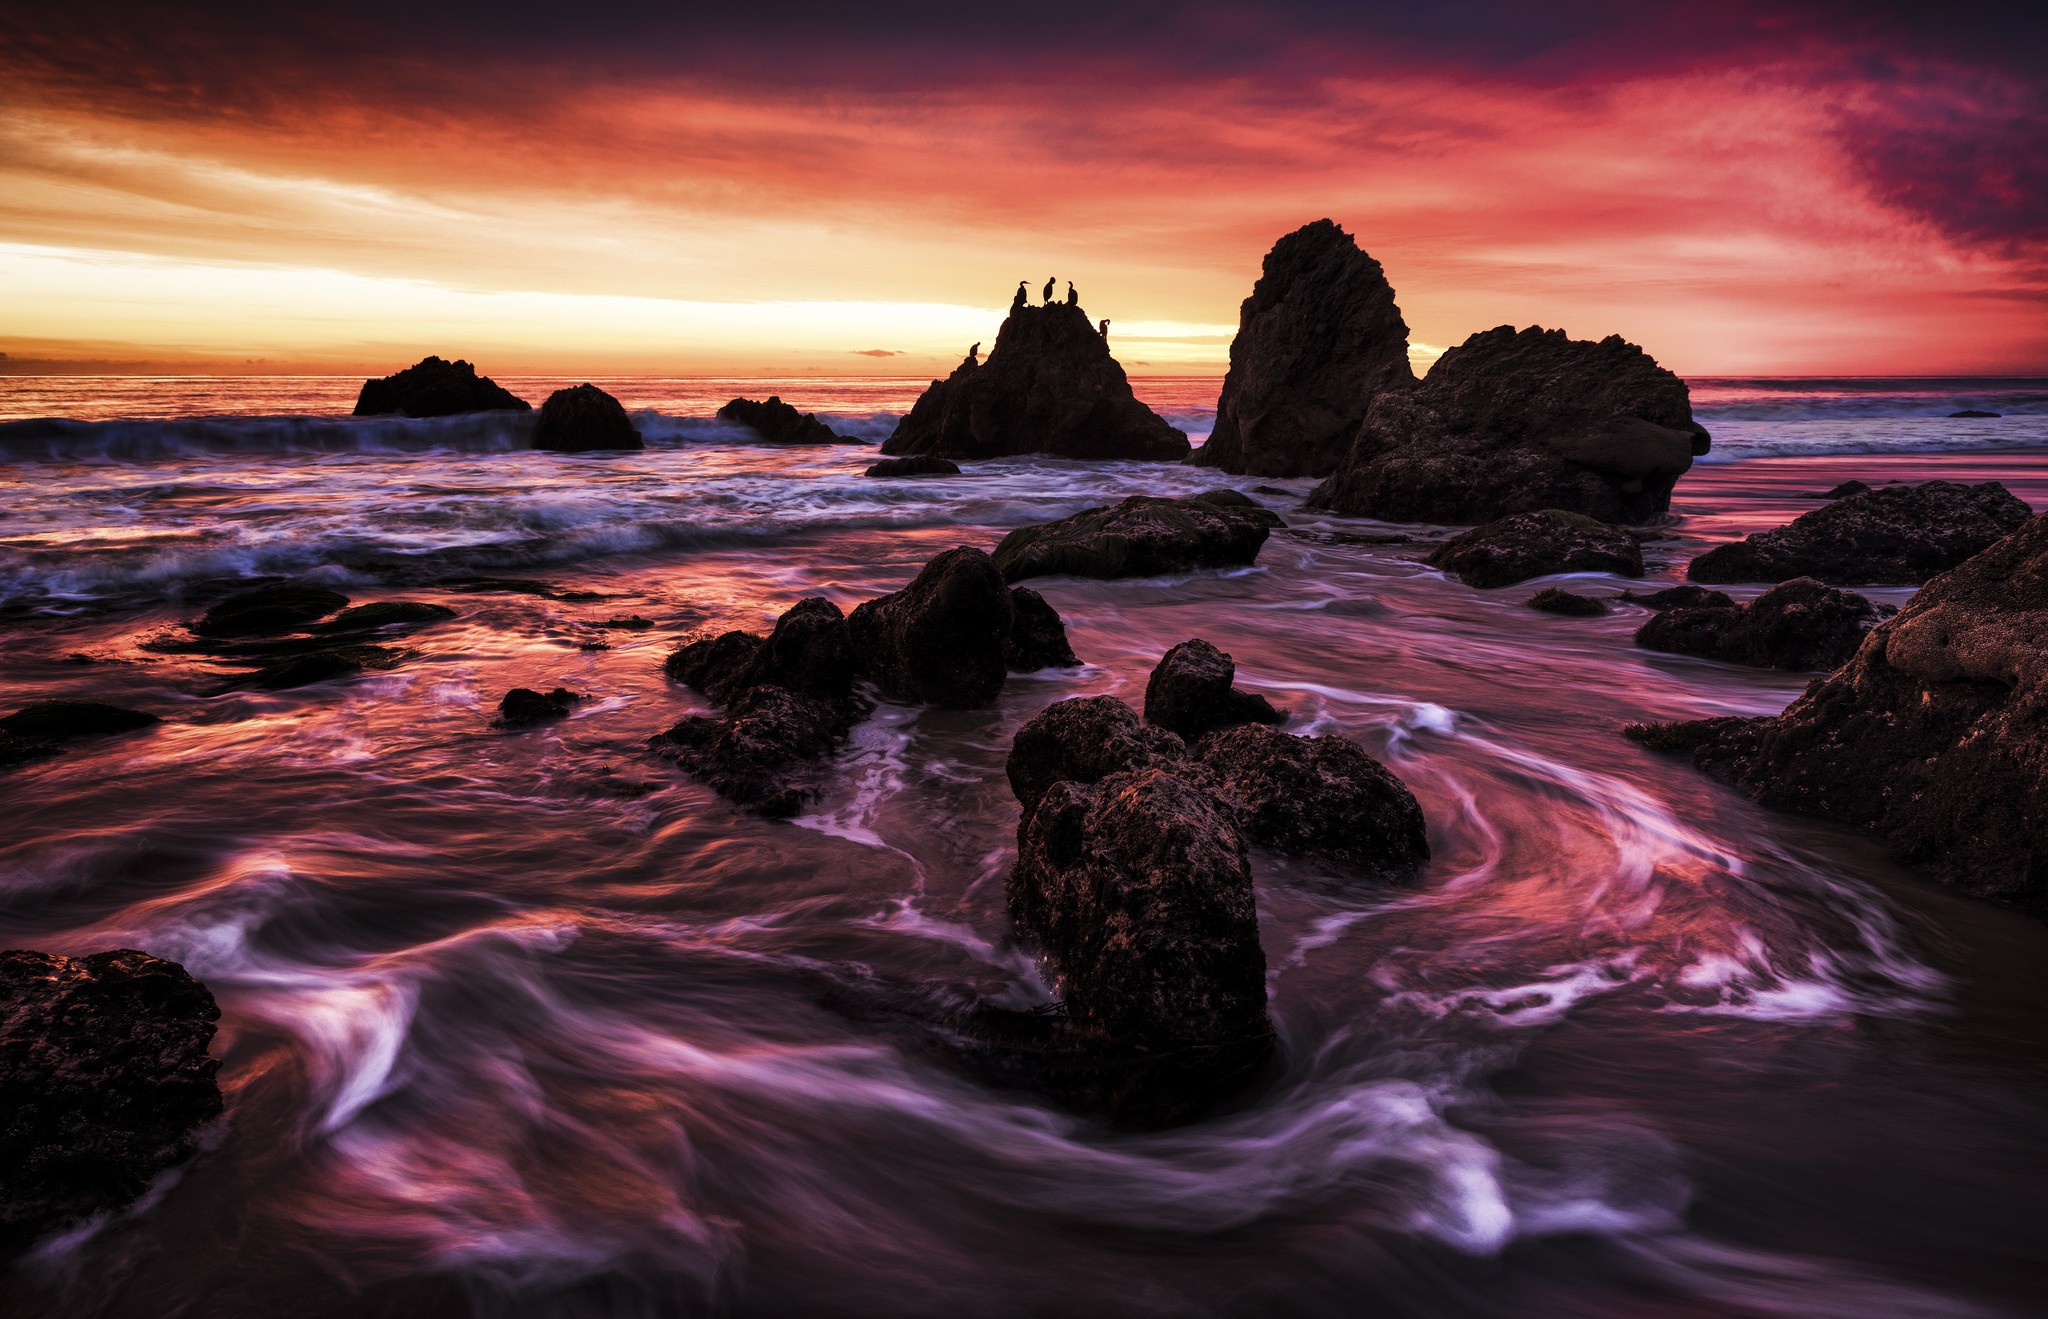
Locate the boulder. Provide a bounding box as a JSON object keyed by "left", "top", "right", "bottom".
{"left": 1815, "top": 480, "right": 1873, "bottom": 500}
{"left": 865, "top": 456, "right": 961, "bottom": 478}
{"left": 192, "top": 584, "right": 350, "bottom": 638}
{"left": 716, "top": 396, "right": 844, "bottom": 445}
{"left": 247, "top": 649, "right": 368, "bottom": 690}
{"left": 1688, "top": 480, "right": 2032, "bottom": 585}
{"left": 1619, "top": 584, "right": 1735, "bottom": 611}
{"left": 879, "top": 302, "right": 1188, "bottom": 461}
{"left": 499, "top": 687, "right": 581, "bottom": 726}
{"left": 1629, "top": 513, "right": 2048, "bottom": 908}
{"left": 531, "top": 384, "right": 644, "bottom": 453}
{"left": 652, "top": 685, "right": 859, "bottom": 819}
{"left": 352, "top": 355, "right": 529, "bottom": 417}
{"left": 731, "top": 597, "right": 858, "bottom": 701}
{"left": 1308, "top": 325, "right": 1710, "bottom": 524}
{"left": 1950, "top": 410, "right": 2000, "bottom": 418}
{"left": 1426, "top": 509, "right": 1644, "bottom": 589}
{"left": 1143, "top": 639, "right": 1283, "bottom": 741}
{"left": 663, "top": 630, "right": 764, "bottom": 703}
{"left": 0, "top": 701, "right": 160, "bottom": 742}
{"left": 848, "top": 548, "right": 1014, "bottom": 708}
{"left": 1530, "top": 587, "right": 1610, "bottom": 616}
{"left": 317, "top": 601, "right": 456, "bottom": 632}
{"left": 1634, "top": 577, "right": 1879, "bottom": 670}
{"left": 1004, "top": 587, "right": 1082, "bottom": 672}
{"left": 1, "top": 734, "right": 57, "bottom": 769}
{"left": 1193, "top": 219, "right": 1415, "bottom": 477}
{"left": 0, "top": 949, "right": 222, "bottom": 1262}
{"left": 1006, "top": 695, "right": 1187, "bottom": 819}
{"left": 991, "top": 492, "right": 1280, "bottom": 583}
{"left": 1192, "top": 723, "right": 1429, "bottom": 879}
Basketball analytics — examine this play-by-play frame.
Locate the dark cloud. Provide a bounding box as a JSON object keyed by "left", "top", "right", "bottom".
{"left": 850, "top": 349, "right": 904, "bottom": 357}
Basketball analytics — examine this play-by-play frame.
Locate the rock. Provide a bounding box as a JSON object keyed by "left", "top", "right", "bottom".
{"left": 1633, "top": 513, "right": 2048, "bottom": 906}
{"left": 316, "top": 601, "right": 456, "bottom": 632}
{"left": 0, "top": 733, "right": 57, "bottom": 769}
{"left": 1530, "top": 587, "right": 1611, "bottom": 616}
{"left": 1688, "top": 480, "right": 2033, "bottom": 585}
{"left": 1619, "top": 584, "right": 1735, "bottom": 611}
{"left": 848, "top": 548, "right": 1014, "bottom": 708}
{"left": 864, "top": 456, "right": 961, "bottom": 478}
{"left": 663, "top": 630, "right": 764, "bottom": 703}
{"left": 352, "top": 356, "right": 529, "bottom": 417}
{"left": 879, "top": 302, "right": 1188, "bottom": 461}
{"left": 1193, "top": 219, "right": 1415, "bottom": 477}
{"left": 1143, "top": 639, "right": 1283, "bottom": 741}
{"left": 1004, "top": 587, "right": 1081, "bottom": 672}
{"left": 1635, "top": 577, "right": 1880, "bottom": 670}
{"left": 1813, "top": 480, "right": 1873, "bottom": 500}
{"left": 1192, "top": 723, "right": 1429, "bottom": 879}
{"left": 1426, "top": 509, "right": 1644, "bottom": 589}
{"left": 1007, "top": 767, "right": 1274, "bottom": 1117}
{"left": 716, "top": 396, "right": 844, "bottom": 445}
{"left": 247, "top": 650, "right": 366, "bottom": 690}
{"left": 1309, "top": 325, "right": 1711, "bottom": 524}
{"left": 652, "top": 685, "right": 859, "bottom": 818}
{"left": 1007, "top": 696, "right": 1188, "bottom": 820}
{"left": 499, "top": 687, "right": 581, "bottom": 725}
{"left": 531, "top": 384, "right": 644, "bottom": 453}
{"left": 0, "top": 949, "right": 223, "bottom": 1262}
{"left": 0, "top": 701, "right": 160, "bottom": 742}
{"left": 731, "top": 598, "right": 858, "bottom": 702}
{"left": 991, "top": 492, "right": 1280, "bottom": 583}
{"left": 439, "top": 576, "right": 608, "bottom": 602}
{"left": 594, "top": 615, "right": 654, "bottom": 631}
{"left": 192, "top": 584, "right": 350, "bottom": 638}
{"left": 1950, "top": 410, "right": 2000, "bottom": 418}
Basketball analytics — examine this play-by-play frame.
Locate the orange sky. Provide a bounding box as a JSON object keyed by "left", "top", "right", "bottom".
{"left": 1, "top": 3, "right": 2043, "bottom": 376}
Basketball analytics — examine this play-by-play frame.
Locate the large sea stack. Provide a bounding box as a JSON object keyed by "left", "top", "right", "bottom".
{"left": 880, "top": 303, "right": 1188, "bottom": 461}
{"left": 353, "top": 356, "right": 529, "bottom": 417}
{"left": 1194, "top": 219, "right": 1415, "bottom": 477}
{"left": 1309, "top": 325, "right": 1711, "bottom": 525}
{"left": 531, "top": 384, "right": 645, "bottom": 453}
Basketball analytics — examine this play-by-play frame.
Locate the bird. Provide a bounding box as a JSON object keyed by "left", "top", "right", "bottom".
{"left": 1065, "top": 281, "right": 1077, "bottom": 305}
{"left": 1011, "top": 281, "right": 1028, "bottom": 313}
{"left": 1042, "top": 276, "right": 1056, "bottom": 303}
{"left": 966, "top": 342, "right": 980, "bottom": 366}
{"left": 1098, "top": 319, "right": 1110, "bottom": 340}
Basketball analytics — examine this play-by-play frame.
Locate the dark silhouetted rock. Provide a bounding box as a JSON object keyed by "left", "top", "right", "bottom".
{"left": 653, "top": 685, "right": 859, "bottom": 819}
{"left": 717, "top": 396, "right": 844, "bottom": 445}
{"left": 1143, "top": 639, "right": 1282, "bottom": 741}
{"left": 192, "top": 584, "right": 350, "bottom": 638}
{"left": 1950, "top": 410, "right": 2000, "bottom": 418}
{"left": 663, "top": 630, "right": 764, "bottom": 703}
{"left": 317, "top": 601, "right": 456, "bottom": 632}
{"left": 353, "top": 356, "right": 529, "bottom": 417}
{"left": 1635, "top": 577, "right": 1879, "bottom": 670}
{"left": 0, "top": 734, "right": 57, "bottom": 769}
{"left": 1633, "top": 513, "right": 2048, "bottom": 908}
{"left": 248, "top": 650, "right": 366, "bottom": 690}
{"left": 531, "top": 384, "right": 644, "bottom": 453}
{"left": 1813, "top": 480, "right": 1872, "bottom": 500}
{"left": 1619, "top": 584, "right": 1735, "bottom": 611}
{"left": 1427, "top": 509, "right": 1644, "bottom": 588}
{"left": 848, "top": 548, "right": 1013, "bottom": 708}
{"left": 991, "top": 492, "right": 1280, "bottom": 583}
{"left": 594, "top": 615, "right": 654, "bottom": 631}
{"left": 1194, "top": 219, "right": 1414, "bottom": 478}
{"left": 1192, "top": 723, "right": 1429, "bottom": 879}
{"left": 1530, "top": 587, "right": 1610, "bottom": 616}
{"left": 1309, "top": 325, "right": 1710, "bottom": 524}
{"left": 865, "top": 456, "right": 961, "bottom": 478}
{"left": 1004, "top": 587, "right": 1081, "bottom": 672}
{"left": 499, "top": 687, "right": 581, "bottom": 726}
{"left": 1688, "top": 480, "right": 2032, "bottom": 585}
{"left": 0, "top": 701, "right": 160, "bottom": 742}
{"left": 879, "top": 302, "right": 1188, "bottom": 461}
{"left": 1006, "top": 696, "right": 1187, "bottom": 820}
{"left": 732, "top": 598, "right": 857, "bottom": 702}
{"left": 0, "top": 948, "right": 222, "bottom": 1262}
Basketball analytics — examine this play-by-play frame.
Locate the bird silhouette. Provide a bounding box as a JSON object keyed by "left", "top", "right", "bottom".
{"left": 1065, "top": 281, "right": 1077, "bottom": 305}
{"left": 1098, "top": 319, "right": 1110, "bottom": 341}
{"left": 1042, "top": 276, "right": 1055, "bottom": 303}
{"left": 1011, "top": 281, "right": 1027, "bottom": 313}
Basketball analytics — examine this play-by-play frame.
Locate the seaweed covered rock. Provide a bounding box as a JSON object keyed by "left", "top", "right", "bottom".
{"left": 1635, "top": 577, "right": 1879, "bottom": 671}
{"left": 1620, "top": 584, "right": 1734, "bottom": 611}
{"left": 1007, "top": 695, "right": 1187, "bottom": 818}
{"left": 1004, "top": 587, "right": 1082, "bottom": 672}
{"left": 1427, "top": 509, "right": 1644, "bottom": 589}
{"left": 1194, "top": 219, "right": 1415, "bottom": 477}
{"left": 717, "top": 396, "right": 845, "bottom": 445}
{"left": 0, "top": 701, "right": 160, "bottom": 743}
{"left": 1143, "top": 639, "right": 1282, "bottom": 741}
{"left": 1193, "top": 723, "right": 1429, "bottom": 879}
{"left": 531, "top": 384, "right": 644, "bottom": 453}
{"left": 1, "top": 949, "right": 223, "bottom": 1262}
{"left": 879, "top": 302, "right": 1188, "bottom": 461}
{"left": 192, "top": 584, "right": 350, "bottom": 638}
{"left": 1530, "top": 587, "right": 1610, "bottom": 616}
{"left": 848, "top": 548, "right": 1014, "bottom": 708}
{"left": 353, "top": 356, "right": 529, "bottom": 417}
{"left": 1309, "top": 325, "right": 1710, "bottom": 524}
{"left": 499, "top": 687, "right": 582, "bottom": 726}
{"left": 1688, "top": 480, "right": 2032, "bottom": 585}
{"left": 991, "top": 492, "right": 1280, "bottom": 583}
{"left": 1633, "top": 513, "right": 2048, "bottom": 907}
{"left": 663, "top": 630, "right": 764, "bottom": 703}
{"left": 865, "top": 456, "right": 961, "bottom": 478}
{"left": 652, "top": 686, "right": 861, "bottom": 818}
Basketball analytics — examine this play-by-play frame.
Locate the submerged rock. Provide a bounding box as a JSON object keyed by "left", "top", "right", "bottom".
{"left": 499, "top": 687, "right": 582, "bottom": 726}
{"left": 879, "top": 302, "right": 1188, "bottom": 461}
{"left": 246, "top": 649, "right": 368, "bottom": 690}
{"left": 1687, "top": 480, "right": 2032, "bottom": 585}
{"left": 1310, "top": 325, "right": 1710, "bottom": 524}
{"left": 1193, "top": 723, "right": 1429, "bottom": 879}
{"left": 1530, "top": 587, "right": 1611, "bottom": 616}
{"left": 1634, "top": 577, "right": 1879, "bottom": 671}
{"left": 1815, "top": 480, "right": 1873, "bottom": 500}
{"left": 531, "top": 384, "right": 644, "bottom": 453}
{"left": 353, "top": 355, "right": 529, "bottom": 417}
{"left": 1950, "top": 409, "right": 2000, "bottom": 419}
{"left": 991, "top": 492, "right": 1280, "bottom": 583}
{"left": 848, "top": 548, "right": 1014, "bottom": 708}
{"left": 0, "top": 700, "right": 160, "bottom": 742}
{"left": 1619, "top": 584, "right": 1735, "bottom": 611}
{"left": 316, "top": 601, "right": 456, "bottom": 632}
{"left": 1631, "top": 513, "right": 2048, "bottom": 907}
{"left": 192, "top": 584, "right": 350, "bottom": 638}
{"left": 1004, "top": 587, "right": 1082, "bottom": 672}
{"left": 0, "top": 948, "right": 223, "bottom": 1262}
{"left": 654, "top": 685, "right": 861, "bottom": 819}
{"left": 864, "top": 455, "right": 961, "bottom": 478}
{"left": 717, "top": 396, "right": 845, "bottom": 445}
{"left": 1427, "top": 509, "right": 1644, "bottom": 589}
{"left": 1194, "top": 219, "right": 1414, "bottom": 478}
{"left": 1143, "top": 639, "right": 1282, "bottom": 741}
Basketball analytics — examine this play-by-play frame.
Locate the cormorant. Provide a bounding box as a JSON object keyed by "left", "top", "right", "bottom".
{"left": 1011, "top": 281, "right": 1028, "bottom": 313}
{"left": 1065, "top": 281, "right": 1077, "bottom": 305}
{"left": 966, "top": 342, "right": 980, "bottom": 366}
{"left": 1098, "top": 319, "right": 1110, "bottom": 340}
{"left": 1042, "top": 276, "right": 1056, "bottom": 303}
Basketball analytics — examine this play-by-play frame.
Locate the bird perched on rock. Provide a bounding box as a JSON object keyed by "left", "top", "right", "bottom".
{"left": 1042, "top": 276, "right": 1055, "bottom": 303}
{"left": 1066, "top": 281, "right": 1078, "bottom": 305}
{"left": 1011, "top": 281, "right": 1027, "bottom": 313}
{"left": 1099, "top": 319, "right": 1110, "bottom": 340}
{"left": 965, "top": 342, "right": 980, "bottom": 367}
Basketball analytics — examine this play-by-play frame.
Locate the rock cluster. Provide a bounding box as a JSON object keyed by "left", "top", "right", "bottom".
{"left": 879, "top": 303, "right": 1189, "bottom": 461}
{"left": 1687, "top": 480, "right": 2032, "bottom": 585}
{"left": 155, "top": 582, "right": 456, "bottom": 694}
{"left": 1, "top": 948, "right": 223, "bottom": 1262}
{"left": 1634, "top": 577, "right": 1879, "bottom": 671}
{"left": 716, "top": 396, "right": 846, "bottom": 445}
{"left": 1628, "top": 512, "right": 2048, "bottom": 908}
{"left": 1426, "top": 509, "right": 1644, "bottom": 588}
{"left": 1193, "top": 219, "right": 1414, "bottom": 477}
{"left": 531, "top": 384, "right": 644, "bottom": 452}
{"left": 991, "top": 491, "right": 1281, "bottom": 582}
{"left": 1142, "top": 639, "right": 1283, "bottom": 740}
{"left": 353, "top": 356, "right": 529, "bottom": 417}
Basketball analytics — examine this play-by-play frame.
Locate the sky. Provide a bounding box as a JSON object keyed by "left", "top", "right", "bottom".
{"left": 0, "top": 1, "right": 2043, "bottom": 377}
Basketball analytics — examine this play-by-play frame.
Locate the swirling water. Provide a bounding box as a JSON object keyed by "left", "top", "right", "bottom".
{"left": 2, "top": 374, "right": 2046, "bottom": 1317}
